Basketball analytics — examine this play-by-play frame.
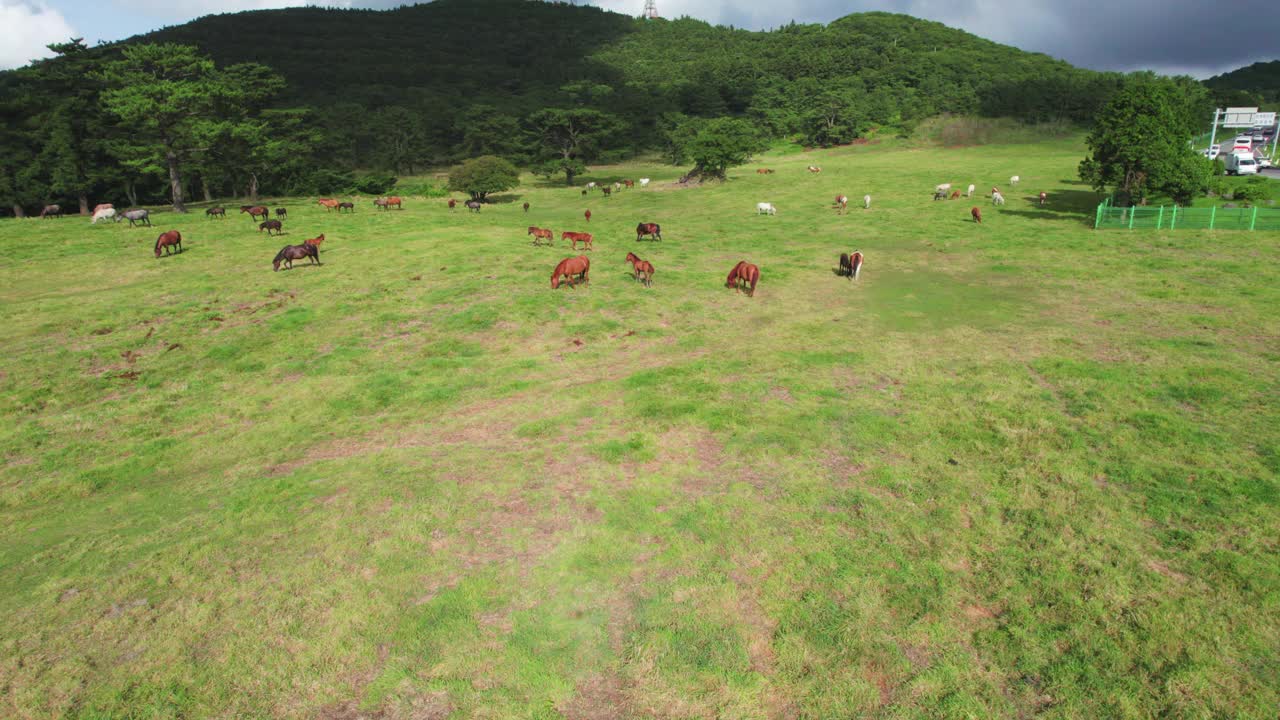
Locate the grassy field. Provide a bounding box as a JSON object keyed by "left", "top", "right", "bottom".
{"left": 1, "top": 136, "right": 1278, "bottom": 719}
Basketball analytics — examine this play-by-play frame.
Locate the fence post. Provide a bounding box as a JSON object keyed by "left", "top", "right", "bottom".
{"left": 1209, "top": 205, "right": 1216, "bottom": 230}
{"left": 1170, "top": 205, "right": 1178, "bottom": 230}
{"left": 1250, "top": 206, "right": 1258, "bottom": 231}
{"left": 1128, "top": 205, "right": 1136, "bottom": 229}
{"left": 1157, "top": 206, "right": 1164, "bottom": 230}
{"left": 1095, "top": 203, "right": 1103, "bottom": 229}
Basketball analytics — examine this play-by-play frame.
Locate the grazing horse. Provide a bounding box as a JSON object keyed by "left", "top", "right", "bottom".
{"left": 602, "top": 186, "right": 612, "bottom": 198}
{"left": 949, "top": 190, "right": 962, "bottom": 200}
{"left": 448, "top": 198, "right": 457, "bottom": 210}
{"left": 613, "top": 182, "right": 622, "bottom": 192}
{"left": 92, "top": 203, "right": 113, "bottom": 214}
{"left": 586, "top": 182, "right": 597, "bottom": 191}
{"left": 971, "top": 207, "right": 982, "bottom": 223}
{"left": 561, "top": 231, "right": 593, "bottom": 251}
{"left": 551, "top": 256, "right": 590, "bottom": 289}
{"left": 807, "top": 166, "right": 822, "bottom": 173}
{"left": 1038, "top": 192, "right": 1048, "bottom": 207}
{"left": 835, "top": 195, "right": 848, "bottom": 214}
{"left": 338, "top": 202, "right": 355, "bottom": 213}
{"left": 839, "top": 251, "right": 864, "bottom": 280}
{"left": 636, "top": 222, "right": 662, "bottom": 241}
{"left": 305, "top": 233, "right": 324, "bottom": 247}
{"left": 935, "top": 183, "right": 952, "bottom": 194}
{"left": 241, "top": 205, "right": 269, "bottom": 221}
{"left": 91, "top": 207, "right": 117, "bottom": 224}
{"left": 584, "top": 210, "right": 592, "bottom": 223}
{"left": 523, "top": 202, "right": 530, "bottom": 213}
{"left": 967, "top": 184, "right": 976, "bottom": 198}
{"left": 1010, "top": 175, "right": 1020, "bottom": 186}
{"left": 272, "top": 243, "right": 320, "bottom": 271}
{"left": 40, "top": 204, "right": 62, "bottom": 219}
{"left": 528, "top": 226, "right": 554, "bottom": 246}
{"left": 863, "top": 194, "right": 871, "bottom": 210}
{"left": 991, "top": 191, "right": 1005, "bottom": 206}
{"left": 933, "top": 189, "right": 949, "bottom": 201}
{"left": 623, "top": 180, "right": 634, "bottom": 188}
{"left": 625, "top": 252, "right": 655, "bottom": 288}
{"left": 275, "top": 208, "right": 287, "bottom": 219}
{"left": 639, "top": 178, "right": 650, "bottom": 187}
{"left": 123, "top": 209, "right": 151, "bottom": 227}
{"left": 725, "top": 261, "right": 760, "bottom": 297}
{"left": 757, "top": 202, "right": 777, "bottom": 215}
{"left": 374, "top": 196, "right": 402, "bottom": 211}
{"left": 154, "top": 230, "right": 182, "bottom": 258}
{"left": 757, "top": 168, "right": 774, "bottom": 175}
{"left": 259, "top": 220, "right": 284, "bottom": 235}
{"left": 206, "top": 207, "right": 226, "bottom": 219}
{"left": 465, "top": 200, "right": 482, "bottom": 213}
{"left": 318, "top": 198, "right": 340, "bottom": 212}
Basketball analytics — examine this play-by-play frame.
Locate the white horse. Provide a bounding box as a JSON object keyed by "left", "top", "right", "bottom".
{"left": 586, "top": 182, "right": 597, "bottom": 191}
{"left": 756, "top": 202, "right": 777, "bottom": 215}
{"left": 992, "top": 191, "right": 1006, "bottom": 206}
{"left": 935, "top": 182, "right": 952, "bottom": 193}
{"left": 863, "top": 194, "right": 871, "bottom": 209}
{"left": 1010, "top": 175, "right": 1020, "bottom": 186}
{"left": 639, "top": 178, "right": 650, "bottom": 187}
{"left": 966, "top": 184, "right": 975, "bottom": 198}
{"left": 91, "top": 207, "right": 117, "bottom": 224}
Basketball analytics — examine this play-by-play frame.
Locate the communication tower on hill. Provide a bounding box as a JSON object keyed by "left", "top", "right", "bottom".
{"left": 643, "top": 0, "right": 659, "bottom": 19}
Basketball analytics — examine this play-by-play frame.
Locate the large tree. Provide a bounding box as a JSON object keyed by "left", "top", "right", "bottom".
{"left": 525, "top": 108, "right": 623, "bottom": 186}
{"left": 447, "top": 155, "right": 520, "bottom": 202}
{"left": 1079, "top": 74, "right": 1213, "bottom": 205}
{"left": 665, "top": 117, "right": 762, "bottom": 181}
{"left": 97, "top": 44, "right": 264, "bottom": 212}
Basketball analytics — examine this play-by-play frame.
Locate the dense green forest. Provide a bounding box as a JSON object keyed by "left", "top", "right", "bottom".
{"left": 0, "top": 0, "right": 1144, "bottom": 214}
{"left": 1204, "top": 60, "right": 1280, "bottom": 106}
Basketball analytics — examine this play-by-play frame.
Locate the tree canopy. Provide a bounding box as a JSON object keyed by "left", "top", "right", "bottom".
{"left": 447, "top": 155, "right": 520, "bottom": 201}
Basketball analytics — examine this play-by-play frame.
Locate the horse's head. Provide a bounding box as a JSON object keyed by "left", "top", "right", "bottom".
{"left": 551, "top": 269, "right": 561, "bottom": 289}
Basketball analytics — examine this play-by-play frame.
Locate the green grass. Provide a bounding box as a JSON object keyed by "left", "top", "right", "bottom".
{"left": 1, "top": 135, "right": 1278, "bottom": 719}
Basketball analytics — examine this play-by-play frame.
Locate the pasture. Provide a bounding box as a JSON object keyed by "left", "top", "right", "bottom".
{"left": 1, "top": 136, "right": 1278, "bottom": 719}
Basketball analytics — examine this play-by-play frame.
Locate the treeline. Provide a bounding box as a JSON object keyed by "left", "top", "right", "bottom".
{"left": 2, "top": 0, "right": 1144, "bottom": 215}
{"left": 1203, "top": 60, "right": 1280, "bottom": 106}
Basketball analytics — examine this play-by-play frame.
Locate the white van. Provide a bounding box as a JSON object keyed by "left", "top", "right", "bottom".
{"left": 1225, "top": 152, "right": 1259, "bottom": 175}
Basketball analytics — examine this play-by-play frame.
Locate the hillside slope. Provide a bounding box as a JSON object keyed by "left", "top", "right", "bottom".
{"left": 1204, "top": 60, "right": 1280, "bottom": 105}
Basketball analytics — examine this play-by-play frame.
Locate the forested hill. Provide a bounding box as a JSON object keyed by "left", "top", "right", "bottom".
{"left": 1204, "top": 60, "right": 1280, "bottom": 105}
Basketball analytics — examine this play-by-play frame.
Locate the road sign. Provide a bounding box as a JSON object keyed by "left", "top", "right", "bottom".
{"left": 1223, "top": 107, "right": 1260, "bottom": 127}
{"left": 1252, "top": 112, "right": 1276, "bottom": 127}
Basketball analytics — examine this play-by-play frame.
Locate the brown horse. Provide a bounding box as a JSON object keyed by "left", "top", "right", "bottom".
{"left": 601, "top": 186, "right": 612, "bottom": 198}
{"left": 259, "top": 220, "right": 284, "bottom": 235}
{"left": 40, "top": 204, "right": 62, "bottom": 219}
{"left": 338, "top": 202, "right": 355, "bottom": 213}
{"left": 318, "top": 198, "right": 340, "bottom": 212}
{"left": 950, "top": 190, "right": 962, "bottom": 200}
{"left": 636, "top": 222, "right": 662, "bottom": 241}
{"left": 551, "top": 256, "right": 590, "bottom": 289}
{"left": 839, "top": 251, "right": 864, "bottom": 280}
{"left": 305, "top": 233, "right": 324, "bottom": 247}
{"left": 241, "top": 205, "right": 269, "bottom": 221}
{"left": 757, "top": 169, "right": 775, "bottom": 174}
{"left": 522, "top": 202, "right": 530, "bottom": 212}
{"left": 625, "top": 252, "right": 655, "bottom": 287}
{"left": 448, "top": 198, "right": 457, "bottom": 210}
{"left": 562, "top": 231, "right": 593, "bottom": 251}
{"left": 154, "top": 230, "right": 182, "bottom": 258}
{"left": 971, "top": 207, "right": 982, "bottom": 223}
{"left": 623, "top": 180, "right": 634, "bottom": 188}
{"left": 584, "top": 209, "right": 591, "bottom": 223}
{"left": 1039, "top": 191, "right": 1048, "bottom": 206}
{"left": 206, "top": 207, "right": 226, "bottom": 219}
{"left": 273, "top": 243, "right": 320, "bottom": 271}
{"left": 374, "top": 196, "right": 402, "bottom": 211}
{"left": 726, "top": 261, "right": 760, "bottom": 297}
{"left": 528, "top": 226, "right": 554, "bottom": 246}
{"left": 807, "top": 166, "right": 822, "bottom": 173}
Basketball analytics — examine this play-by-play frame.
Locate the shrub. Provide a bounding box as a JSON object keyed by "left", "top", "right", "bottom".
{"left": 354, "top": 174, "right": 398, "bottom": 195}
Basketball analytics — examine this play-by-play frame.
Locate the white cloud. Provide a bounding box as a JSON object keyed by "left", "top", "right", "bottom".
{"left": 114, "top": 0, "right": 348, "bottom": 20}
{"left": 0, "top": 1, "right": 77, "bottom": 70}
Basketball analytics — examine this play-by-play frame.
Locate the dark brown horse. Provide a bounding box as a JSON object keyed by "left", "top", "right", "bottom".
{"left": 561, "top": 231, "right": 593, "bottom": 251}
{"left": 338, "top": 202, "right": 355, "bottom": 213}
{"left": 275, "top": 208, "right": 288, "bottom": 219}
{"left": 839, "top": 251, "right": 864, "bottom": 280}
{"left": 154, "top": 230, "right": 182, "bottom": 258}
{"left": 636, "top": 223, "right": 662, "bottom": 241}
{"left": 551, "top": 256, "right": 590, "bottom": 289}
{"left": 971, "top": 207, "right": 982, "bottom": 224}
{"left": 465, "top": 200, "right": 482, "bottom": 213}
{"left": 40, "top": 204, "right": 62, "bottom": 219}
{"left": 448, "top": 198, "right": 457, "bottom": 210}
{"left": 584, "top": 209, "right": 591, "bottom": 223}
{"left": 726, "top": 261, "right": 760, "bottom": 297}
{"left": 241, "top": 205, "right": 269, "bottom": 221}
{"left": 273, "top": 243, "right": 320, "bottom": 271}
{"left": 625, "top": 252, "right": 655, "bottom": 287}
{"left": 206, "top": 207, "right": 225, "bottom": 219}
{"left": 528, "top": 226, "right": 554, "bottom": 246}
{"left": 601, "top": 186, "right": 612, "bottom": 198}
{"left": 318, "top": 198, "right": 339, "bottom": 212}
{"left": 523, "top": 202, "right": 530, "bottom": 213}
{"left": 259, "top": 220, "right": 284, "bottom": 235}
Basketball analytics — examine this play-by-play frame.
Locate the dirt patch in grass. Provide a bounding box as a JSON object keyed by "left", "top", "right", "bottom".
{"left": 1146, "top": 559, "right": 1188, "bottom": 583}
{"left": 729, "top": 562, "right": 778, "bottom": 676}
{"left": 559, "top": 673, "right": 630, "bottom": 720}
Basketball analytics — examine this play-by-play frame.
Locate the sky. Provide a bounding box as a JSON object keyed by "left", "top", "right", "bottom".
{"left": 2, "top": 0, "right": 1276, "bottom": 79}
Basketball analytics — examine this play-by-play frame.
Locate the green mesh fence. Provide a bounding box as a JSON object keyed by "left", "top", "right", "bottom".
{"left": 1095, "top": 200, "right": 1280, "bottom": 231}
